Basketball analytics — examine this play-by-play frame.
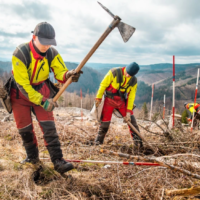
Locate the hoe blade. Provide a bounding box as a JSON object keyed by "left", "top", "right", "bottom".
{"left": 117, "top": 22, "right": 136, "bottom": 43}
{"left": 98, "top": 1, "right": 115, "bottom": 18}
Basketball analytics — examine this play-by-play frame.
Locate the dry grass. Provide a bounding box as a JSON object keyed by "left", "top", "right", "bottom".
{"left": 0, "top": 108, "right": 200, "bottom": 200}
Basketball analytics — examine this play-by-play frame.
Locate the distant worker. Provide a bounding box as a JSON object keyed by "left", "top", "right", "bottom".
{"left": 0, "top": 22, "right": 82, "bottom": 174}
{"left": 94, "top": 62, "right": 143, "bottom": 149}
{"left": 184, "top": 102, "right": 200, "bottom": 122}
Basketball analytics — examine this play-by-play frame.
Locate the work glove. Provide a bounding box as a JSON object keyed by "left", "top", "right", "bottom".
{"left": 95, "top": 99, "right": 101, "bottom": 108}
{"left": 186, "top": 117, "right": 192, "bottom": 122}
{"left": 54, "top": 82, "right": 63, "bottom": 89}
{"left": 0, "top": 87, "right": 7, "bottom": 99}
{"left": 124, "top": 112, "right": 131, "bottom": 122}
{"left": 42, "top": 98, "right": 58, "bottom": 112}
{"left": 65, "top": 69, "right": 83, "bottom": 82}
{"left": 187, "top": 118, "right": 192, "bottom": 125}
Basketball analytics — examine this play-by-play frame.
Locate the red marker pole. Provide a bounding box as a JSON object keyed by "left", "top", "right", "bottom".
{"left": 65, "top": 159, "right": 160, "bottom": 166}
{"left": 163, "top": 94, "right": 166, "bottom": 119}
{"left": 172, "top": 56, "right": 175, "bottom": 127}
{"left": 40, "top": 158, "right": 161, "bottom": 166}
{"left": 149, "top": 84, "right": 154, "bottom": 121}
{"left": 191, "top": 68, "right": 200, "bottom": 131}
{"left": 80, "top": 89, "right": 83, "bottom": 122}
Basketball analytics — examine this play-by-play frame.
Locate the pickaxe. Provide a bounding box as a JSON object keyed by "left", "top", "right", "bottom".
{"left": 53, "top": 1, "right": 136, "bottom": 102}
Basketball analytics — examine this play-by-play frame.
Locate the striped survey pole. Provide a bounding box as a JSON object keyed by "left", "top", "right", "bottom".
{"left": 191, "top": 68, "right": 200, "bottom": 131}
{"left": 172, "top": 55, "right": 175, "bottom": 127}
{"left": 65, "top": 159, "right": 160, "bottom": 166}
{"left": 40, "top": 158, "right": 161, "bottom": 166}
{"left": 163, "top": 94, "right": 166, "bottom": 119}
{"left": 149, "top": 84, "right": 154, "bottom": 121}
{"left": 80, "top": 89, "right": 83, "bottom": 122}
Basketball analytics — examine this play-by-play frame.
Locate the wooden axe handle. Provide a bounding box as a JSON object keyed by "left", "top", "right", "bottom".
{"left": 125, "top": 118, "right": 157, "bottom": 153}
{"left": 53, "top": 17, "right": 121, "bottom": 102}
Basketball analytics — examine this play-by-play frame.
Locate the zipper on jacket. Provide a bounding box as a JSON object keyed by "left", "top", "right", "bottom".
{"left": 36, "top": 62, "right": 45, "bottom": 80}
{"left": 57, "top": 57, "right": 65, "bottom": 69}
{"left": 30, "top": 60, "right": 39, "bottom": 85}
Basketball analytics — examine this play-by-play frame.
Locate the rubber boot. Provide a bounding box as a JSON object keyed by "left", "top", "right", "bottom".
{"left": 21, "top": 145, "right": 39, "bottom": 164}
{"left": 132, "top": 133, "right": 143, "bottom": 149}
{"left": 94, "top": 121, "right": 110, "bottom": 145}
{"left": 41, "top": 121, "right": 63, "bottom": 163}
{"left": 19, "top": 125, "right": 39, "bottom": 164}
{"left": 53, "top": 158, "right": 74, "bottom": 174}
{"left": 39, "top": 121, "right": 73, "bottom": 174}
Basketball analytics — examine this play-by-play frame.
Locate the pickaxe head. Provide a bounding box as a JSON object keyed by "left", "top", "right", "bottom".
{"left": 98, "top": 2, "right": 136, "bottom": 43}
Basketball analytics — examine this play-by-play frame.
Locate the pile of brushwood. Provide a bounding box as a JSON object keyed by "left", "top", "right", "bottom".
{"left": 0, "top": 108, "right": 200, "bottom": 199}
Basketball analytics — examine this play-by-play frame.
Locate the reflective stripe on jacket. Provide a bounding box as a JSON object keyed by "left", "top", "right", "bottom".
{"left": 12, "top": 40, "right": 68, "bottom": 105}
{"left": 96, "top": 67, "right": 137, "bottom": 111}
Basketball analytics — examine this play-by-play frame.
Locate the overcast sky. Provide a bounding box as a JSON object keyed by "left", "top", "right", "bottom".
{"left": 0, "top": 0, "right": 199, "bottom": 65}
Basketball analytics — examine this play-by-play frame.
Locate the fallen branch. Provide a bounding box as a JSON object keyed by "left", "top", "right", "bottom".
{"left": 101, "top": 149, "right": 200, "bottom": 179}
{"left": 138, "top": 123, "right": 163, "bottom": 136}
{"left": 125, "top": 119, "right": 158, "bottom": 153}
{"left": 146, "top": 119, "right": 174, "bottom": 141}
{"left": 149, "top": 142, "right": 200, "bottom": 145}
{"left": 159, "top": 154, "right": 200, "bottom": 159}
{"left": 165, "top": 186, "right": 200, "bottom": 197}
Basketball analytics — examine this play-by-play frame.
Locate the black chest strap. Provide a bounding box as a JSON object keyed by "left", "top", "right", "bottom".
{"left": 109, "top": 67, "right": 137, "bottom": 101}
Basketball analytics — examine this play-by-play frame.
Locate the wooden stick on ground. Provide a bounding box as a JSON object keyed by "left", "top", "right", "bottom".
{"left": 125, "top": 119, "right": 158, "bottom": 153}
{"left": 165, "top": 186, "right": 200, "bottom": 197}
{"left": 101, "top": 149, "right": 200, "bottom": 180}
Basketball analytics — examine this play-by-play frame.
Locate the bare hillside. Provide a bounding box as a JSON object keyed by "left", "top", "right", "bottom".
{"left": 137, "top": 72, "right": 171, "bottom": 85}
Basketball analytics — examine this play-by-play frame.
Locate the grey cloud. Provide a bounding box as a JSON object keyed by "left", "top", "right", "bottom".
{"left": 124, "top": 1, "right": 200, "bottom": 38}
{"left": 0, "top": 38, "right": 15, "bottom": 51}
{"left": 162, "top": 44, "right": 200, "bottom": 56}
{"left": 67, "top": 10, "right": 107, "bottom": 34}
{"left": 0, "top": 44, "right": 16, "bottom": 52}
{"left": 0, "top": 1, "right": 52, "bottom": 20}
{"left": 58, "top": 43, "right": 81, "bottom": 53}
{"left": 155, "top": 0, "right": 200, "bottom": 22}
{"left": 0, "top": 0, "right": 199, "bottom": 64}
{"left": 0, "top": 31, "right": 29, "bottom": 38}
{"left": 98, "top": 34, "right": 200, "bottom": 59}
{"left": 117, "top": 1, "right": 200, "bottom": 59}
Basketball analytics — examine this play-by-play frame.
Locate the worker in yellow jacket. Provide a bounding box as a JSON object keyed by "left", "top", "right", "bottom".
{"left": 9, "top": 22, "right": 82, "bottom": 174}
{"left": 94, "top": 62, "right": 143, "bottom": 149}
{"left": 184, "top": 102, "right": 200, "bottom": 122}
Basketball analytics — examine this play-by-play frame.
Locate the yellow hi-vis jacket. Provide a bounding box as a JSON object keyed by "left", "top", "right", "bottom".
{"left": 12, "top": 40, "right": 68, "bottom": 106}
{"left": 96, "top": 67, "right": 137, "bottom": 112}
{"left": 186, "top": 103, "right": 200, "bottom": 114}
